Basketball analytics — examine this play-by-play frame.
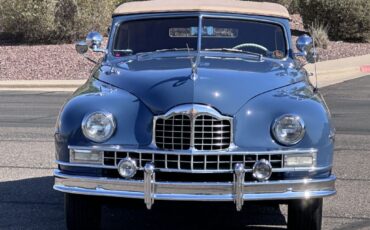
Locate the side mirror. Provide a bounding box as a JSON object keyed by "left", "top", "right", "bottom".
{"left": 296, "top": 34, "right": 318, "bottom": 63}
{"left": 75, "top": 41, "right": 88, "bottom": 54}
{"left": 86, "top": 31, "right": 103, "bottom": 51}
{"left": 75, "top": 31, "right": 106, "bottom": 64}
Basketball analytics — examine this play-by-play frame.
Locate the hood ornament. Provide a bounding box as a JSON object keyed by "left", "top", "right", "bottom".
{"left": 190, "top": 63, "right": 198, "bottom": 81}
{"left": 187, "top": 43, "right": 199, "bottom": 81}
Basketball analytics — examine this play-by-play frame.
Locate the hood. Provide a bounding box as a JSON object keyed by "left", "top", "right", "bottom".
{"left": 97, "top": 55, "right": 305, "bottom": 115}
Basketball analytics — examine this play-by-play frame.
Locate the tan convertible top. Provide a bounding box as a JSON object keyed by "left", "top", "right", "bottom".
{"left": 113, "top": 0, "right": 290, "bottom": 19}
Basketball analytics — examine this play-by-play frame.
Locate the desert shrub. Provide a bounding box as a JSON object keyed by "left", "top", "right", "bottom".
{"left": 0, "top": 0, "right": 57, "bottom": 42}
{"left": 54, "top": 0, "right": 78, "bottom": 41}
{"left": 308, "top": 22, "right": 329, "bottom": 49}
{"left": 54, "top": 0, "right": 116, "bottom": 41}
{"left": 288, "top": 0, "right": 300, "bottom": 14}
{"left": 53, "top": 0, "right": 147, "bottom": 42}
{"left": 299, "top": 0, "right": 370, "bottom": 42}
{"left": 0, "top": 0, "right": 121, "bottom": 43}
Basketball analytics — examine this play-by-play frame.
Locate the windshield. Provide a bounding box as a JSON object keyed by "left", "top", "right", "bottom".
{"left": 113, "top": 17, "right": 287, "bottom": 59}
{"left": 113, "top": 17, "right": 198, "bottom": 57}
{"left": 201, "top": 18, "right": 287, "bottom": 59}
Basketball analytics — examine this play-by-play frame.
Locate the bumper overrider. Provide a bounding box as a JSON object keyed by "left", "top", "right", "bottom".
{"left": 54, "top": 152, "right": 336, "bottom": 211}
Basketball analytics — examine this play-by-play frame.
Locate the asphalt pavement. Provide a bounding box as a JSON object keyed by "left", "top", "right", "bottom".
{"left": 0, "top": 76, "right": 369, "bottom": 230}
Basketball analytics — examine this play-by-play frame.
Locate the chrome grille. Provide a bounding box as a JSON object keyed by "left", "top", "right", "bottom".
{"left": 194, "top": 115, "right": 231, "bottom": 150}
{"left": 154, "top": 109, "right": 232, "bottom": 151}
{"left": 155, "top": 115, "right": 191, "bottom": 150}
{"left": 103, "top": 151, "right": 283, "bottom": 172}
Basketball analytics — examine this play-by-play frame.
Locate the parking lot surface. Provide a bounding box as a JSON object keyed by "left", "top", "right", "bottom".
{"left": 0, "top": 76, "right": 369, "bottom": 229}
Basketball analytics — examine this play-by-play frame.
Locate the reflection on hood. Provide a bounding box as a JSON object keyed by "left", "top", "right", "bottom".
{"left": 97, "top": 55, "right": 305, "bottom": 115}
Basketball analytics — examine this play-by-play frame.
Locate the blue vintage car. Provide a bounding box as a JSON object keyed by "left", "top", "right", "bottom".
{"left": 53, "top": 0, "right": 336, "bottom": 229}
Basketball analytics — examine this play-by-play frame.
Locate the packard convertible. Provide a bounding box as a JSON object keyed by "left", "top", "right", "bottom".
{"left": 53, "top": 0, "right": 336, "bottom": 229}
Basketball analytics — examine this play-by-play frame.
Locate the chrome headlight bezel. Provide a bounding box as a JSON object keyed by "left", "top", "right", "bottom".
{"left": 272, "top": 114, "right": 305, "bottom": 146}
{"left": 81, "top": 111, "right": 116, "bottom": 143}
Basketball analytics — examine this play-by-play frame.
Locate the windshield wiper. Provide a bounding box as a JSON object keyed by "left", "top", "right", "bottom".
{"left": 154, "top": 48, "right": 194, "bottom": 52}
{"left": 136, "top": 48, "right": 195, "bottom": 57}
{"left": 113, "top": 49, "right": 133, "bottom": 55}
{"left": 204, "top": 48, "right": 263, "bottom": 60}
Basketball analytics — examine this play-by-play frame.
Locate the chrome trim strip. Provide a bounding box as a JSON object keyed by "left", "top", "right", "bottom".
{"left": 58, "top": 147, "right": 328, "bottom": 173}
{"left": 54, "top": 170, "right": 336, "bottom": 203}
{"left": 67, "top": 145, "right": 317, "bottom": 155}
{"left": 55, "top": 160, "right": 332, "bottom": 174}
{"left": 55, "top": 160, "right": 116, "bottom": 169}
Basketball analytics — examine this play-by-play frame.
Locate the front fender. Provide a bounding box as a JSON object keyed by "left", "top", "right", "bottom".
{"left": 234, "top": 82, "right": 334, "bottom": 168}
{"left": 55, "top": 78, "right": 153, "bottom": 162}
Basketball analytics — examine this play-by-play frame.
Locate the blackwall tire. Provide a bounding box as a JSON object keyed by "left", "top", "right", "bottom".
{"left": 288, "top": 198, "right": 323, "bottom": 230}
{"left": 65, "top": 194, "right": 102, "bottom": 230}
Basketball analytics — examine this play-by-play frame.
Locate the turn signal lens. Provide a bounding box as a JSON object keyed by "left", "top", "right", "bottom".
{"left": 284, "top": 153, "right": 316, "bottom": 168}
{"left": 70, "top": 149, "right": 103, "bottom": 164}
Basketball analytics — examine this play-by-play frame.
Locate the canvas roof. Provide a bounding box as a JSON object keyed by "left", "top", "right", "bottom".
{"left": 113, "top": 0, "right": 290, "bottom": 19}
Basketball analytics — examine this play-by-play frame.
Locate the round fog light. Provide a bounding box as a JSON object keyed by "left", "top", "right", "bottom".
{"left": 252, "top": 159, "right": 272, "bottom": 181}
{"left": 118, "top": 158, "right": 137, "bottom": 178}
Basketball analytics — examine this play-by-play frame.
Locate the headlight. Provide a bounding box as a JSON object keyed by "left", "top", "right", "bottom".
{"left": 272, "top": 114, "right": 305, "bottom": 146}
{"left": 82, "top": 112, "right": 116, "bottom": 142}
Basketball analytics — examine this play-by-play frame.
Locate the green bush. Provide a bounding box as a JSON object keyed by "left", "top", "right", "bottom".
{"left": 0, "top": 0, "right": 122, "bottom": 43}
{"left": 54, "top": 0, "right": 116, "bottom": 42}
{"left": 299, "top": 0, "right": 370, "bottom": 42}
{"left": 0, "top": 0, "right": 57, "bottom": 42}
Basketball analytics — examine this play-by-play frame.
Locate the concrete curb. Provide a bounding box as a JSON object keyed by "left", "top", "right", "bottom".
{"left": 0, "top": 80, "right": 85, "bottom": 92}
{"left": 305, "top": 54, "right": 370, "bottom": 88}
{"left": 0, "top": 54, "right": 369, "bottom": 91}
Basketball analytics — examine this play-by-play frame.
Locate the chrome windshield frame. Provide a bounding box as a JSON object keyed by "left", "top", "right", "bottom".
{"left": 109, "top": 13, "right": 290, "bottom": 60}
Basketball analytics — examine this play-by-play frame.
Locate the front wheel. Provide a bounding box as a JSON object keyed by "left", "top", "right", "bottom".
{"left": 65, "top": 194, "right": 102, "bottom": 230}
{"left": 288, "top": 198, "right": 323, "bottom": 230}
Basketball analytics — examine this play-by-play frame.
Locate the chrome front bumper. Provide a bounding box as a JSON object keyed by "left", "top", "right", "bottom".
{"left": 54, "top": 167, "right": 336, "bottom": 211}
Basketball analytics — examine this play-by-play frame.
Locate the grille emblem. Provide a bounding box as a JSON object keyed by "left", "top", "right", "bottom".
{"left": 189, "top": 108, "right": 197, "bottom": 118}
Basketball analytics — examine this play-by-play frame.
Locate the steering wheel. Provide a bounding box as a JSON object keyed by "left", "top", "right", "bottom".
{"left": 232, "top": 43, "right": 269, "bottom": 53}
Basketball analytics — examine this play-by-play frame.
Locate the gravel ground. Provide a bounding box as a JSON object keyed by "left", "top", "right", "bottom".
{"left": 0, "top": 44, "right": 97, "bottom": 80}
{"left": 0, "top": 14, "right": 369, "bottom": 81}
{"left": 291, "top": 14, "right": 370, "bottom": 61}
